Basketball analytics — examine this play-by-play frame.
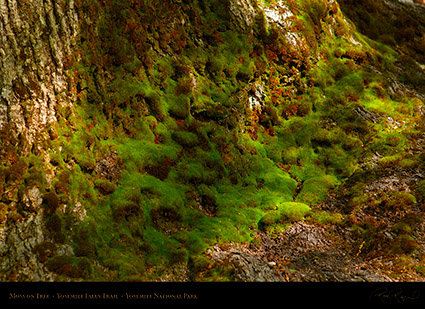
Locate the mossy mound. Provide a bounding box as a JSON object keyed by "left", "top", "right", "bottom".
{"left": 259, "top": 202, "right": 311, "bottom": 232}
{"left": 5, "top": 0, "right": 425, "bottom": 281}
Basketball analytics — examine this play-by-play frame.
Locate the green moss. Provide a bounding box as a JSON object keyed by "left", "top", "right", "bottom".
{"left": 279, "top": 202, "right": 311, "bottom": 221}
{"left": 112, "top": 201, "right": 142, "bottom": 224}
{"left": 172, "top": 130, "right": 199, "bottom": 148}
{"left": 377, "top": 154, "right": 402, "bottom": 168}
{"left": 416, "top": 180, "right": 425, "bottom": 200}
{"left": 398, "top": 157, "right": 419, "bottom": 169}
{"left": 296, "top": 175, "right": 338, "bottom": 205}
{"left": 258, "top": 202, "right": 310, "bottom": 232}
{"left": 260, "top": 168, "right": 298, "bottom": 200}
{"left": 324, "top": 145, "right": 359, "bottom": 178}
{"left": 73, "top": 226, "right": 97, "bottom": 258}
{"left": 94, "top": 179, "right": 116, "bottom": 195}
{"left": 24, "top": 154, "right": 47, "bottom": 189}
{"left": 34, "top": 0, "right": 425, "bottom": 282}
{"left": 145, "top": 91, "right": 168, "bottom": 122}
{"left": 167, "top": 95, "right": 191, "bottom": 120}
{"left": 282, "top": 147, "right": 299, "bottom": 165}
{"left": 415, "top": 264, "right": 425, "bottom": 277}
{"left": 392, "top": 222, "right": 413, "bottom": 235}
{"left": 118, "top": 138, "right": 181, "bottom": 172}
{"left": 258, "top": 210, "right": 281, "bottom": 231}
{"left": 142, "top": 228, "right": 188, "bottom": 267}
{"left": 309, "top": 60, "right": 333, "bottom": 88}
{"left": 309, "top": 210, "right": 343, "bottom": 225}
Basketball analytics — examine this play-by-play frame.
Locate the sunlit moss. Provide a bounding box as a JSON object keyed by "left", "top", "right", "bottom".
{"left": 24, "top": 0, "right": 425, "bottom": 282}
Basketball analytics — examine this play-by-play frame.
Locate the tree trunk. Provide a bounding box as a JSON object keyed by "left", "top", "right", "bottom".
{"left": 0, "top": 0, "right": 79, "bottom": 281}
{"left": 0, "top": 0, "right": 78, "bottom": 154}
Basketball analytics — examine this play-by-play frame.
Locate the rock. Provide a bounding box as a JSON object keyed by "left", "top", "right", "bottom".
{"left": 283, "top": 222, "right": 331, "bottom": 251}
{"left": 229, "top": 0, "right": 257, "bottom": 31}
{"left": 354, "top": 106, "right": 382, "bottom": 123}
{"left": 71, "top": 201, "right": 87, "bottom": 223}
{"left": 248, "top": 82, "right": 265, "bottom": 110}
{"left": 263, "top": 1, "right": 294, "bottom": 28}
{"left": 22, "top": 186, "right": 43, "bottom": 211}
{"left": 366, "top": 173, "right": 414, "bottom": 193}
{"left": 398, "top": 0, "right": 414, "bottom": 5}
{"left": 262, "top": 1, "right": 302, "bottom": 50}
{"left": 95, "top": 152, "right": 123, "bottom": 182}
{"left": 211, "top": 244, "right": 283, "bottom": 282}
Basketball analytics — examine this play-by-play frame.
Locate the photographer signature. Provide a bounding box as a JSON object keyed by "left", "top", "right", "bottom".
{"left": 370, "top": 287, "right": 421, "bottom": 304}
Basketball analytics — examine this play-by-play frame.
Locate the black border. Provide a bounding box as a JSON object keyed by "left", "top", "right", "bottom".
{"left": 2, "top": 282, "right": 425, "bottom": 306}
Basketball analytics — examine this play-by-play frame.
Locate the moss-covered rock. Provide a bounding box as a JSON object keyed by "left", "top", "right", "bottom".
{"left": 259, "top": 202, "right": 310, "bottom": 231}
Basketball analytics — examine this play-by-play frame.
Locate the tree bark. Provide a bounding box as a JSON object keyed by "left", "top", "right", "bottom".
{"left": 0, "top": 0, "right": 78, "bottom": 155}
{"left": 0, "top": 0, "right": 79, "bottom": 281}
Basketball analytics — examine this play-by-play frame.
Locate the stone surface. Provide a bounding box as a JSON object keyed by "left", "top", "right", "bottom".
{"left": 211, "top": 244, "right": 283, "bottom": 282}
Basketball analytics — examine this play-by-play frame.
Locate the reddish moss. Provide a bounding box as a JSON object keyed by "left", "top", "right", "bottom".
{"left": 384, "top": 191, "right": 417, "bottom": 211}
{"left": 392, "top": 235, "right": 419, "bottom": 254}
{"left": 42, "top": 192, "right": 60, "bottom": 216}
{"left": 150, "top": 206, "right": 181, "bottom": 235}
{"left": 54, "top": 170, "right": 71, "bottom": 194}
{"left": 45, "top": 214, "right": 66, "bottom": 244}
{"left": 112, "top": 202, "right": 142, "bottom": 222}
{"left": 5, "top": 159, "right": 28, "bottom": 182}
{"left": 73, "top": 227, "right": 96, "bottom": 258}
{"left": 33, "top": 242, "right": 57, "bottom": 262}
{"left": 45, "top": 255, "right": 92, "bottom": 279}
{"left": 144, "top": 163, "right": 171, "bottom": 181}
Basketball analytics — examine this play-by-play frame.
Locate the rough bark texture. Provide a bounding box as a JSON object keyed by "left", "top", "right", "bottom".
{"left": 0, "top": 0, "right": 78, "bottom": 152}
{"left": 0, "top": 0, "right": 79, "bottom": 281}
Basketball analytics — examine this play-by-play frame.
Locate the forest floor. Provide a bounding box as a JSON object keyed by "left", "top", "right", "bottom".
{"left": 210, "top": 132, "right": 425, "bottom": 282}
